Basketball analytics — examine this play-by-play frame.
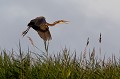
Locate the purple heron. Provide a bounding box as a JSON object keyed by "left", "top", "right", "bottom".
{"left": 22, "top": 16, "right": 68, "bottom": 41}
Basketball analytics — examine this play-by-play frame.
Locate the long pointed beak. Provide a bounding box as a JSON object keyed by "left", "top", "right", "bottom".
{"left": 59, "top": 20, "right": 69, "bottom": 24}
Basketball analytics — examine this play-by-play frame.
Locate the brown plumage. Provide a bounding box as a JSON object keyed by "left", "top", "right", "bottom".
{"left": 22, "top": 16, "right": 68, "bottom": 41}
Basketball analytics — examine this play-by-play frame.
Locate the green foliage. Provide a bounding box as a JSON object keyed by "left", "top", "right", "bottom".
{"left": 0, "top": 47, "right": 120, "bottom": 79}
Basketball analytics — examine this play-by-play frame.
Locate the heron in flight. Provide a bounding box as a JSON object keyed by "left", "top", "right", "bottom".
{"left": 22, "top": 16, "right": 68, "bottom": 41}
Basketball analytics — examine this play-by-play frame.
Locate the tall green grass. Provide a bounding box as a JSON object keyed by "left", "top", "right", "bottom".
{"left": 0, "top": 34, "right": 120, "bottom": 79}
{"left": 0, "top": 46, "right": 120, "bottom": 79}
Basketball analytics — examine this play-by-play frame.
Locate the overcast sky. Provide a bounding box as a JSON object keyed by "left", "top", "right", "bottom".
{"left": 1, "top": 0, "right": 120, "bottom": 58}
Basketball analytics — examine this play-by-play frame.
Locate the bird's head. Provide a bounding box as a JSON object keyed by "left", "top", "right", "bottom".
{"left": 57, "top": 20, "right": 69, "bottom": 24}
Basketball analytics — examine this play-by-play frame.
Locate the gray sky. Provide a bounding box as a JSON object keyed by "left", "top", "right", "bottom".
{"left": 0, "top": 0, "right": 120, "bottom": 58}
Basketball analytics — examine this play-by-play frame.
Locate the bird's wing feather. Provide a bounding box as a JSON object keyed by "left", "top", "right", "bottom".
{"left": 37, "top": 29, "right": 52, "bottom": 41}
{"left": 30, "top": 16, "right": 52, "bottom": 41}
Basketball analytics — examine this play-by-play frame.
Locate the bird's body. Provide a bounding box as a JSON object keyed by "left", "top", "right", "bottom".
{"left": 22, "top": 16, "right": 68, "bottom": 41}
{"left": 28, "top": 16, "right": 52, "bottom": 41}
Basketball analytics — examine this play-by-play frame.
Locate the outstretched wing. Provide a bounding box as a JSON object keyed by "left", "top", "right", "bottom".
{"left": 37, "top": 28, "right": 52, "bottom": 41}
{"left": 32, "top": 16, "right": 52, "bottom": 41}
{"left": 33, "top": 18, "right": 68, "bottom": 41}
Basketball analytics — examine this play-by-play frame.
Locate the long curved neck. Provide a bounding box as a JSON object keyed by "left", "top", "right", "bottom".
{"left": 46, "top": 20, "right": 64, "bottom": 26}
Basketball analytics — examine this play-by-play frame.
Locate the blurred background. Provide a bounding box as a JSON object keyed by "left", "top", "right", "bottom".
{"left": 0, "top": 0, "right": 120, "bottom": 58}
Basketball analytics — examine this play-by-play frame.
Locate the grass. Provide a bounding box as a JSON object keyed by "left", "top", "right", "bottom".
{"left": 0, "top": 34, "right": 120, "bottom": 79}
{"left": 0, "top": 45, "right": 120, "bottom": 79}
